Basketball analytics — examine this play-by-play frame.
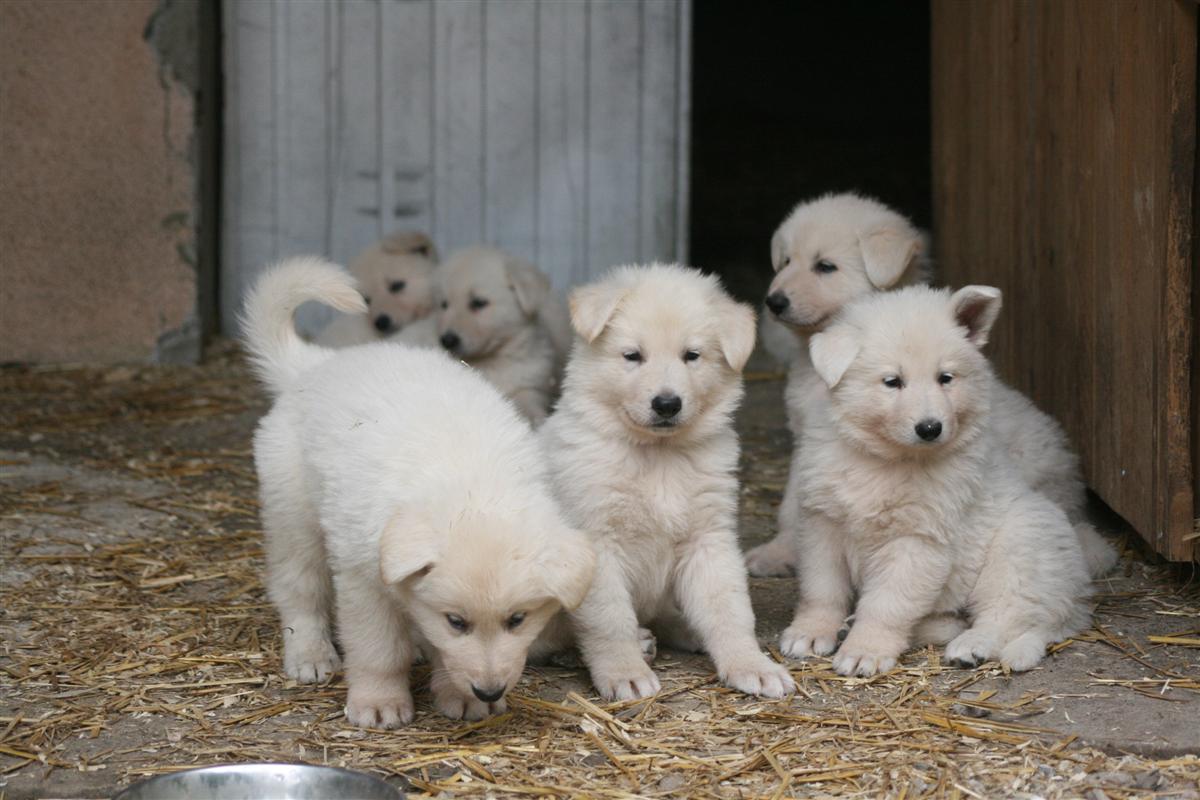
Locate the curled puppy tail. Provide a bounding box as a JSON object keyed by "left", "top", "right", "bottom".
{"left": 1075, "top": 520, "right": 1119, "bottom": 578}
{"left": 239, "top": 256, "right": 366, "bottom": 397}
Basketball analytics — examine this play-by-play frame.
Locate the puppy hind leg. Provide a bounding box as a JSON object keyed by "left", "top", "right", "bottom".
{"left": 1074, "top": 521, "right": 1118, "bottom": 578}
{"left": 913, "top": 613, "right": 968, "bottom": 646}
{"left": 258, "top": 458, "right": 340, "bottom": 683}
{"left": 651, "top": 603, "right": 703, "bottom": 654}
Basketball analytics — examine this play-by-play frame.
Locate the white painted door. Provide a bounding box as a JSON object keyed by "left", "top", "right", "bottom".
{"left": 221, "top": 0, "right": 690, "bottom": 334}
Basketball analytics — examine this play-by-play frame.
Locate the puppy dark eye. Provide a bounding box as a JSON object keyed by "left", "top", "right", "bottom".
{"left": 814, "top": 259, "right": 838, "bottom": 274}
{"left": 389, "top": 280, "right": 406, "bottom": 294}
{"left": 938, "top": 372, "right": 954, "bottom": 385}
{"left": 363, "top": 296, "right": 372, "bottom": 305}
{"left": 469, "top": 297, "right": 489, "bottom": 311}
{"left": 883, "top": 376, "right": 904, "bottom": 389}
{"left": 505, "top": 612, "right": 526, "bottom": 630}
{"left": 623, "top": 351, "right": 643, "bottom": 363}
{"left": 440, "top": 300, "right": 448, "bottom": 310}
{"left": 683, "top": 350, "right": 700, "bottom": 362}
{"left": 446, "top": 613, "right": 469, "bottom": 632}
{"left": 780, "top": 256, "right": 791, "bottom": 268}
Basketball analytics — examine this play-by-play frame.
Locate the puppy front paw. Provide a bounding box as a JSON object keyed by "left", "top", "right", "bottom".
{"left": 344, "top": 679, "right": 414, "bottom": 728}
{"left": 831, "top": 629, "right": 904, "bottom": 677}
{"left": 719, "top": 652, "right": 795, "bottom": 698}
{"left": 780, "top": 608, "right": 844, "bottom": 658}
{"left": 589, "top": 658, "right": 661, "bottom": 701}
{"left": 434, "top": 685, "right": 506, "bottom": 721}
{"left": 282, "top": 634, "right": 341, "bottom": 683}
{"left": 744, "top": 538, "right": 796, "bottom": 578}
{"left": 944, "top": 628, "right": 1000, "bottom": 669}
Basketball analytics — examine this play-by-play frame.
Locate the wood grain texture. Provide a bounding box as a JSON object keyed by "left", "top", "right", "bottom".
{"left": 931, "top": 0, "right": 1196, "bottom": 560}
{"left": 222, "top": 0, "right": 691, "bottom": 332}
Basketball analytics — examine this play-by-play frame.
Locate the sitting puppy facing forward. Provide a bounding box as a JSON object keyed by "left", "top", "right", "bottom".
{"left": 780, "top": 285, "right": 1091, "bottom": 676}
{"left": 746, "top": 192, "right": 1115, "bottom": 580}
{"left": 535, "top": 264, "right": 795, "bottom": 701}
{"left": 314, "top": 231, "right": 438, "bottom": 346}
{"left": 397, "top": 246, "right": 570, "bottom": 425}
{"left": 243, "top": 257, "right": 594, "bottom": 726}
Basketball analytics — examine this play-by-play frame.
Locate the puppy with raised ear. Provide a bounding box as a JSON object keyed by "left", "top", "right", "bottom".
{"left": 780, "top": 285, "right": 1091, "bottom": 676}
{"left": 243, "top": 257, "right": 594, "bottom": 726}
{"left": 397, "top": 246, "right": 569, "bottom": 425}
{"left": 315, "top": 231, "right": 439, "bottom": 346}
{"left": 535, "top": 264, "right": 795, "bottom": 701}
{"left": 747, "top": 192, "right": 1116, "bottom": 580}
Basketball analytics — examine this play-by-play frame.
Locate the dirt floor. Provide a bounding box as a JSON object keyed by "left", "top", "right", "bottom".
{"left": 1, "top": 343, "right": 1197, "bottom": 799}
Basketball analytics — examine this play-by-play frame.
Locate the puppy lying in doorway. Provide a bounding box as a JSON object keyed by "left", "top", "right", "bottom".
{"left": 314, "top": 231, "right": 437, "bottom": 346}
{"left": 397, "top": 246, "right": 572, "bottom": 425}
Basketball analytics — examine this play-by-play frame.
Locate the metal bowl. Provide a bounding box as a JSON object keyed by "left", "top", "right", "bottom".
{"left": 113, "top": 763, "right": 404, "bottom": 800}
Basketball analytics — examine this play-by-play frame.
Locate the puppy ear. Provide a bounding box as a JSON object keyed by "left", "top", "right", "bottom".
{"left": 537, "top": 527, "right": 596, "bottom": 612}
{"left": 859, "top": 222, "right": 924, "bottom": 289}
{"left": 950, "top": 285, "right": 1003, "bottom": 348}
{"left": 569, "top": 284, "right": 625, "bottom": 343}
{"left": 505, "top": 258, "right": 551, "bottom": 317}
{"left": 716, "top": 298, "right": 757, "bottom": 372}
{"left": 809, "top": 327, "right": 860, "bottom": 388}
{"left": 770, "top": 229, "right": 788, "bottom": 272}
{"left": 381, "top": 231, "right": 437, "bottom": 260}
{"left": 379, "top": 512, "right": 443, "bottom": 585}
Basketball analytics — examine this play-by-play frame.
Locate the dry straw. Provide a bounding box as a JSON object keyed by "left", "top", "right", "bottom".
{"left": 1, "top": 349, "right": 1197, "bottom": 798}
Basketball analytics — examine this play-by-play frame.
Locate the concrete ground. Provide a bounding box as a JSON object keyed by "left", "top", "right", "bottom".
{"left": 1, "top": 344, "right": 1197, "bottom": 799}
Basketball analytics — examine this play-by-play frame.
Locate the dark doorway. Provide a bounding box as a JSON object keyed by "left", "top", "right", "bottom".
{"left": 689, "top": 2, "right": 932, "bottom": 304}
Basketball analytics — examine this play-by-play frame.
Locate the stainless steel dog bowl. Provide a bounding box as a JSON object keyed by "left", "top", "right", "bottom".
{"left": 113, "top": 763, "right": 404, "bottom": 800}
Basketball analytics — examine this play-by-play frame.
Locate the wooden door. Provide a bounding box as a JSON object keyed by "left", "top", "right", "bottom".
{"left": 221, "top": 0, "right": 691, "bottom": 335}
{"left": 931, "top": 0, "right": 1197, "bottom": 561}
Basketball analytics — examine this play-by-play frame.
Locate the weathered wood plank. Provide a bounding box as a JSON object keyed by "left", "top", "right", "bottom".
{"left": 931, "top": 0, "right": 1196, "bottom": 560}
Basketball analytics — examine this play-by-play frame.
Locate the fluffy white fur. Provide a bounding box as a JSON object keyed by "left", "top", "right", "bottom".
{"left": 779, "top": 285, "right": 1092, "bottom": 676}
{"left": 746, "top": 192, "right": 1117, "bottom": 580}
{"left": 242, "top": 256, "right": 595, "bottom": 727}
{"left": 396, "top": 246, "right": 571, "bottom": 425}
{"left": 534, "top": 264, "right": 795, "bottom": 701}
{"left": 314, "top": 231, "right": 437, "bottom": 346}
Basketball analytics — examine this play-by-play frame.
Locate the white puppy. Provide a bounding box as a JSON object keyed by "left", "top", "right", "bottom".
{"left": 536, "top": 264, "right": 795, "bottom": 701}
{"left": 780, "top": 285, "right": 1091, "bottom": 676}
{"left": 746, "top": 192, "right": 1116, "bottom": 579}
{"left": 397, "top": 246, "right": 570, "bottom": 425}
{"left": 314, "top": 231, "right": 437, "bottom": 346}
{"left": 242, "top": 257, "right": 594, "bottom": 727}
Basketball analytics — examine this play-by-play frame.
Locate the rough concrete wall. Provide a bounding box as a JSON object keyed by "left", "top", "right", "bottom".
{"left": 0, "top": 0, "right": 200, "bottom": 363}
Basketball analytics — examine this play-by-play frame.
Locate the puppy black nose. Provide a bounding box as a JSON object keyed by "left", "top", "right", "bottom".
{"left": 765, "top": 292, "right": 790, "bottom": 315}
{"left": 651, "top": 393, "right": 683, "bottom": 418}
{"left": 915, "top": 419, "right": 943, "bottom": 441}
{"left": 472, "top": 685, "right": 505, "bottom": 703}
{"left": 440, "top": 331, "right": 461, "bottom": 351}
{"left": 374, "top": 313, "right": 393, "bottom": 332}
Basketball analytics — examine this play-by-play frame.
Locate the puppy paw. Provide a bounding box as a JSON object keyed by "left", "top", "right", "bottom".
{"left": 944, "top": 628, "right": 999, "bottom": 669}
{"left": 637, "top": 627, "right": 658, "bottom": 665}
{"left": 344, "top": 680, "right": 413, "bottom": 729}
{"left": 744, "top": 539, "right": 796, "bottom": 578}
{"left": 719, "top": 653, "right": 795, "bottom": 698}
{"left": 831, "top": 629, "right": 903, "bottom": 677}
{"left": 282, "top": 635, "right": 341, "bottom": 684}
{"left": 779, "top": 609, "right": 844, "bottom": 658}
{"left": 590, "top": 659, "right": 661, "bottom": 701}
{"left": 434, "top": 686, "right": 506, "bottom": 721}
{"left": 998, "top": 632, "right": 1049, "bottom": 672}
